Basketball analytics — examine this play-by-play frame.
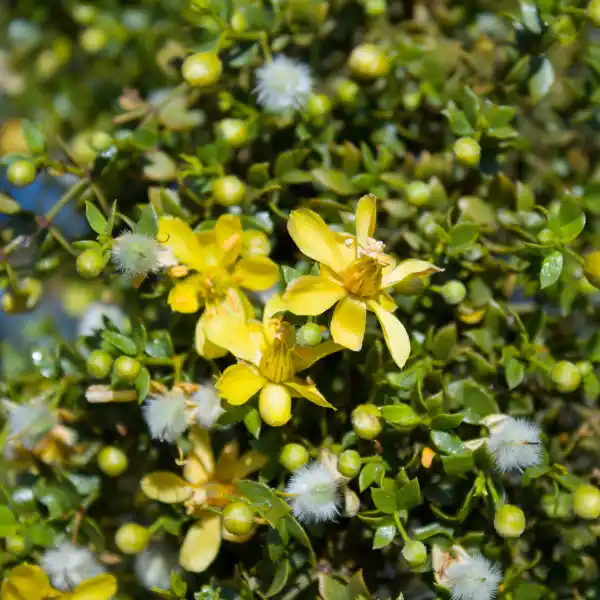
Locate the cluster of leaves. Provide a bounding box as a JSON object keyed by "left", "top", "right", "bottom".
{"left": 2, "top": 0, "right": 600, "bottom": 599}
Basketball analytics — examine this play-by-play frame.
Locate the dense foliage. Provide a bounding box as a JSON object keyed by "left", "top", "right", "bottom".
{"left": 2, "top": 1, "right": 600, "bottom": 599}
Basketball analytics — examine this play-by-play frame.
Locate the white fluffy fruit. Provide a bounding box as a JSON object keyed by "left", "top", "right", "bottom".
{"left": 486, "top": 416, "right": 542, "bottom": 472}
{"left": 142, "top": 390, "right": 189, "bottom": 443}
{"left": 42, "top": 541, "right": 104, "bottom": 591}
{"left": 445, "top": 552, "right": 502, "bottom": 600}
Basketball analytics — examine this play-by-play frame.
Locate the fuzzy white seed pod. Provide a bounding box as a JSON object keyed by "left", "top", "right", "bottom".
{"left": 486, "top": 416, "right": 542, "bottom": 472}
{"left": 284, "top": 461, "right": 341, "bottom": 524}
{"left": 445, "top": 552, "right": 502, "bottom": 600}
{"left": 42, "top": 541, "right": 104, "bottom": 591}
{"left": 189, "top": 383, "right": 224, "bottom": 429}
{"left": 78, "top": 302, "right": 128, "bottom": 337}
{"left": 254, "top": 55, "right": 313, "bottom": 114}
{"left": 111, "top": 231, "right": 163, "bottom": 277}
{"left": 142, "top": 390, "right": 189, "bottom": 443}
{"left": 3, "top": 399, "right": 57, "bottom": 450}
{"left": 134, "top": 545, "right": 180, "bottom": 591}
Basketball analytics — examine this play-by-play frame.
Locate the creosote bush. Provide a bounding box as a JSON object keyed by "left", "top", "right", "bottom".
{"left": 2, "top": 1, "right": 600, "bottom": 599}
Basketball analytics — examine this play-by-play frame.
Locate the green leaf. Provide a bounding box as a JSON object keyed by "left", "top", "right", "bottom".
{"left": 136, "top": 368, "right": 150, "bottom": 403}
{"left": 442, "top": 102, "right": 474, "bottom": 136}
{"left": 266, "top": 559, "right": 290, "bottom": 597}
{"left": 372, "top": 488, "right": 397, "bottom": 514}
{"left": 521, "top": 2, "right": 543, "bottom": 34}
{"left": 447, "top": 379, "right": 499, "bottom": 423}
{"left": 132, "top": 126, "right": 159, "bottom": 150}
{"left": 381, "top": 404, "right": 422, "bottom": 430}
{"left": 430, "top": 413, "right": 464, "bottom": 430}
{"left": 102, "top": 331, "right": 138, "bottom": 355}
{"left": 540, "top": 251, "right": 563, "bottom": 289}
{"left": 0, "top": 193, "right": 21, "bottom": 215}
{"left": 311, "top": 168, "right": 357, "bottom": 196}
{"left": 529, "top": 58, "right": 554, "bottom": 102}
{"left": 282, "top": 266, "right": 299, "bottom": 285}
{"left": 442, "top": 454, "right": 475, "bottom": 476}
{"left": 449, "top": 223, "right": 479, "bottom": 251}
{"left": 359, "top": 463, "right": 385, "bottom": 492}
{"left": 430, "top": 430, "right": 467, "bottom": 455}
{"left": 135, "top": 204, "right": 159, "bottom": 236}
{"left": 22, "top": 120, "right": 46, "bottom": 153}
{"left": 243, "top": 407, "right": 262, "bottom": 439}
{"left": 318, "top": 575, "right": 350, "bottom": 600}
{"left": 458, "top": 87, "right": 480, "bottom": 126}
{"left": 514, "top": 582, "right": 550, "bottom": 600}
{"left": 85, "top": 201, "right": 107, "bottom": 235}
{"left": 236, "top": 481, "right": 290, "bottom": 526}
{"left": 0, "top": 506, "right": 18, "bottom": 537}
{"left": 396, "top": 479, "right": 421, "bottom": 510}
{"left": 432, "top": 323, "right": 457, "bottom": 360}
{"left": 505, "top": 358, "right": 525, "bottom": 390}
{"left": 283, "top": 514, "right": 314, "bottom": 554}
{"left": 548, "top": 201, "right": 586, "bottom": 242}
{"left": 373, "top": 524, "right": 396, "bottom": 549}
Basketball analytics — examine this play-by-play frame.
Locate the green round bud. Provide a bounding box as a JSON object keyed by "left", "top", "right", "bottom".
{"left": 5, "top": 535, "right": 27, "bottom": 555}
{"left": 440, "top": 280, "right": 467, "bottom": 305}
{"left": 306, "top": 94, "right": 332, "bottom": 119}
{"left": 551, "top": 360, "right": 581, "bottom": 393}
{"left": 405, "top": 181, "right": 430, "bottom": 207}
{"left": 336, "top": 79, "right": 360, "bottom": 106}
{"left": 584, "top": 251, "right": 600, "bottom": 288}
{"left": 537, "top": 228, "right": 554, "bottom": 244}
{"left": 97, "top": 446, "right": 129, "bottom": 477}
{"left": 338, "top": 450, "right": 361, "bottom": 478}
{"left": 395, "top": 276, "right": 428, "bottom": 296}
{"left": 577, "top": 361, "right": 593, "bottom": 377}
{"left": 588, "top": 0, "right": 600, "bottom": 26}
{"left": 351, "top": 404, "right": 382, "bottom": 440}
{"left": 113, "top": 356, "right": 142, "bottom": 383}
{"left": 115, "top": 523, "right": 149, "bottom": 555}
{"left": 80, "top": 27, "right": 108, "bottom": 53}
{"left": 296, "top": 323, "right": 322, "bottom": 347}
{"left": 76, "top": 249, "right": 106, "bottom": 279}
{"left": 573, "top": 484, "right": 600, "bottom": 520}
{"left": 87, "top": 350, "right": 113, "bottom": 379}
{"left": 182, "top": 52, "right": 222, "bottom": 87}
{"left": 7, "top": 160, "right": 36, "bottom": 187}
{"left": 216, "top": 118, "right": 249, "bottom": 148}
{"left": 280, "top": 443, "right": 309, "bottom": 471}
{"left": 402, "top": 540, "right": 427, "bottom": 568}
{"left": 365, "top": 0, "right": 387, "bottom": 16}
{"left": 213, "top": 175, "right": 246, "bottom": 206}
{"left": 90, "top": 131, "right": 113, "bottom": 152}
{"left": 453, "top": 137, "right": 481, "bottom": 167}
{"left": 73, "top": 4, "right": 97, "bottom": 24}
{"left": 494, "top": 504, "right": 526, "bottom": 538}
{"left": 348, "top": 44, "right": 390, "bottom": 79}
{"left": 222, "top": 501, "right": 255, "bottom": 536}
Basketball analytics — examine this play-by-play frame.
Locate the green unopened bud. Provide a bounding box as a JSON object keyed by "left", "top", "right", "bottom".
{"left": 405, "top": 181, "right": 430, "bottom": 207}
{"left": 402, "top": 540, "right": 427, "bottom": 567}
{"left": 306, "top": 94, "right": 332, "bottom": 120}
{"left": 588, "top": 0, "right": 600, "bottom": 26}
{"left": 216, "top": 118, "right": 249, "bottom": 148}
{"left": 87, "top": 350, "right": 113, "bottom": 379}
{"left": 551, "top": 360, "right": 581, "bottom": 393}
{"left": 494, "top": 504, "right": 526, "bottom": 538}
{"left": 222, "top": 501, "right": 254, "bottom": 536}
{"left": 213, "top": 175, "right": 246, "bottom": 206}
{"left": 182, "top": 52, "right": 222, "bottom": 87}
{"left": 584, "top": 251, "right": 600, "bottom": 288}
{"left": 537, "top": 228, "right": 554, "bottom": 244}
{"left": 573, "top": 484, "right": 600, "bottom": 520}
{"left": 113, "top": 356, "right": 141, "bottom": 383}
{"left": 90, "top": 131, "right": 113, "bottom": 152}
{"left": 5, "top": 535, "right": 27, "bottom": 555}
{"left": 453, "top": 137, "right": 481, "bottom": 167}
{"left": 338, "top": 450, "right": 361, "bottom": 478}
{"left": 336, "top": 79, "right": 360, "bottom": 106}
{"left": 76, "top": 249, "right": 107, "bottom": 279}
{"left": 348, "top": 44, "right": 390, "bottom": 79}
{"left": 80, "top": 27, "right": 108, "bottom": 53}
{"left": 296, "top": 323, "right": 322, "bottom": 347}
{"left": 440, "top": 280, "right": 467, "bottom": 305}
{"left": 577, "top": 361, "right": 593, "bottom": 377}
{"left": 280, "top": 443, "right": 309, "bottom": 471}
{"left": 97, "top": 446, "right": 129, "bottom": 477}
{"left": 7, "top": 160, "right": 36, "bottom": 187}
{"left": 352, "top": 404, "right": 382, "bottom": 440}
{"left": 115, "top": 523, "right": 149, "bottom": 555}
{"left": 365, "top": 0, "right": 387, "bottom": 16}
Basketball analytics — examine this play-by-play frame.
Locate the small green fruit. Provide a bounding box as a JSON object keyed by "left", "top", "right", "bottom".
{"left": 351, "top": 404, "right": 382, "bottom": 440}
{"left": 80, "top": 27, "right": 108, "bottom": 53}
{"left": 402, "top": 540, "right": 427, "bottom": 568}
{"left": 7, "top": 160, "right": 36, "bottom": 187}
{"left": 90, "top": 131, "right": 113, "bottom": 152}
{"left": 306, "top": 94, "right": 332, "bottom": 120}
{"left": 280, "top": 443, "right": 309, "bottom": 471}
{"left": 76, "top": 249, "right": 106, "bottom": 279}
{"left": 87, "top": 350, "right": 113, "bottom": 379}
{"left": 113, "top": 356, "right": 142, "bottom": 383}
{"left": 296, "top": 323, "right": 322, "bottom": 347}
{"left": 573, "top": 484, "right": 600, "bottom": 520}
{"left": 440, "top": 280, "right": 467, "bottom": 305}
{"left": 551, "top": 361, "right": 581, "bottom": 393}
{"left": 115, "top": 523, "right": 149, "bottom": 555}
{"left": 453, "top": 137, "right": 481, "bottom": 167}
{"left": 494, "top": 504, "right": 526, "bottom": 538}
{"left": 588, "top": 0, "right": 600, "bottom": 26}
{"left": 182, "top": 52, "right": 222, "bottom": 87}
{"left": 222, "top": 501, "right": 255, "bottom": 536}
{"left": 348, "top": 44, "right": 390, "bottom": 78}
{"left": 405, "top": 181, "right": 430, "bottom": 207}
{"left": 216, "top": 118, "right": 249, "bottom": 148}
{"left": 336, "top": 79, "right": 360, "bottom": 105}
{"left": 338, "top": 450, "right": 361, "bottom": 478}
{"left": 5, "top": 535, "right": 27, "bottom": 555}
{"left": 97, "top": 446, "right": 129, "bottom": 477}
{"left": 213, "top": 175, "right": 246, "bottom": 206}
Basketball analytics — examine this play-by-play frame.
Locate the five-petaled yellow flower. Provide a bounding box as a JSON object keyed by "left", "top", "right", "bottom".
{"left": 283, "top": 194, "right": 440, "bottom": 368}
{"left": 157, "top": 215, "right": 280, "bottom": 358}
{"left": 207, "top": 296, "right": 341, "bottom": 426}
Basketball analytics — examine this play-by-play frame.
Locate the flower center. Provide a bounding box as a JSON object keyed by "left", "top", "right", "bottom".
{"left": 341, "top": 256, "right": 383, "bottom": 299}
{"left": 259, "top": 321, "right": 296, "bottom": 383}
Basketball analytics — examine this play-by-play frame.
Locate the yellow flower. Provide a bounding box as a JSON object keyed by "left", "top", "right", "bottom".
{"left": 157, "top": 214, "right": 280, "bottom": 358}
{"left": 207, "top": 296, "right": 341, "bottom": 426}
{"left": 140, "top": 427, "right": 266, "bottom": 573}
{"left": 1, "top": 564, "right": 117, "bottom": 600}
{"left": 283, "top": 194, "right": 441, "bottom": 368}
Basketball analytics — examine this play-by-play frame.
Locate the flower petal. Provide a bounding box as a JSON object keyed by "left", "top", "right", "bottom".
{"left": 368, "top": 300, "right": 411, "bottom": 368}
{"left": 233, "top": 256, "right": 280, "bottom": 291}
{"left": 70, "top": 575, "right": 118, "bottom": 600}
{"left": 214, "top": 440, "right": 240, "bottom": 483}
{"left": 204, "top": 316, "right": 263, "bottom": 364}
{"left": 283, "top": 275, "right": 346, "bottom": 316}
{"left": 195, "top": 313, "right": 228, "bottom": 359}
{"left": 168, "top": 281, "right": 200, "bottom": 313}
{"left": 1, "top": 565, "right": 52, "bottom": 600}
{"left": 158, "top": 216, "right": 205, "bottom": 271}
{"left": 330, "top": 296, "right": 367, "bottom": 351}
{"left": 189, "top": 425, "right": 215, "bottom": 476}
{"left": 381, "top": 259, "right": 442, "bottom": 289}
{"left": 286, "top": 380, "right": 335, "bottom": 409}
{"left": 216, "top": 363, "right": 266, "bottom": 405}
{"left": 215, "top": 214, "right": 243, "bottom": 266}
{"left": 294, "top": 340, "right": 344, "bottom": 372}
{"left": 377, "top": 291, "right": 397, "bottom": 312}
{"left": 179, "top": 514, "right": 222, "bottom": 573}
{"left": 355, "top": 194, "right": 377, "bottom": 247}
{"left": 141, "top": 471, "right": 193, "bottom": 504}
{"left": 263, "top": 293, "right": 287, "bottom": 322}
{"left": 235, "top": 450, "right": 268, "bottom": 480}
{"left": 288, "top": 208, "right": 346, "bottom": 272}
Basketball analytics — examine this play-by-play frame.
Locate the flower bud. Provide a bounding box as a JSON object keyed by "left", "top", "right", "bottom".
{"left": 216, "top": 118, "right": 249, "bottom": 148}
{"left": 573, "top": 484, "right": 600, "bottom": 520}
{"left": 113, "top": 356, "right": 142, "bottom": 383}
{"left": 90, "top": 131, "right": 113, "bottom": 152}
{"left": 76, "top": 249, "right": 107, "bottom": 279}
{"left": 213, "top": 175, "right": 246, "bottom": 206}
{"left": 537, "top": 228, "right": 554, "bottom": 244}
{"left": 348, "top": 44, "right": 390, "bottom": 79}
{"left": 352, "top": 404, "right": 382, "bottom": 440}
{"left": 577, "top": 361, "right": 593, "bottom": 377}
{"left": 115, "top": 523, "right": 149, "bottom": 555}
{"left": 87, "top": 350, "right": 113, "bottom": 379}
{"left": 584, "top": 251, "right": 600, "bottom": 288}
{"left": 296, "top": 323, "right": 322, "bottom": 347}
{"left": 402, "top": 540, "right": 427, "bottom": 568}
{"left": 7, "top": 160, "right": 36, "bottom": 187}
{"left": 338, "top": 450, "right": 361, "bottom": 478}
{"left": 5, "top": 535, "right": 27, "bottom": 555}
{"left": 440, "top": 280, "right": 467, "bottom": 305}
{"left": 280, "top": 443, "right": 309, "bottom": 471}
{"left": 494, "top": 504, "right": 526, "bottom": 538}
{"left": 588, "top": 0, "right": 600, "bottom": 26}
{"left": 551, "top": 360, "right": 581, "bottom": 393}
{"left": 182, "top": 52, "right": 222, "bottom": 87}
{"left": 259, "top": 384, "right": 292, "bottom": 427}
{"left": 97, "top": 446, "right": 129, "bottom": 477}
{"left": 404, "top": 181, "right": 430, "bottom": 206}
{"left": 306, "top": 94, "right": 332, "bottom": 121}
{"left": 336, "top": 79, "right": 360, "bottom": 106}
{"left": 80, "top": 27, "right": 108, "bottom": 53}
{"left": 453, "top": 137, "right": 481, "bottom": 167}
{"left": 222, "top": 501, "right": 255, "bottom": 536}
